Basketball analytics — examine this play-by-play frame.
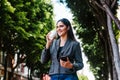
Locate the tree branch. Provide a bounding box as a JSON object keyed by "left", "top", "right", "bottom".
{"left": 111, "top": 0, "right": 117, "bottom": 8}
{"left": 90, "top": 0, "right": 105, "bottom": 11}
{"left": 101, "top": 1, "right": 120, "bottom": 29}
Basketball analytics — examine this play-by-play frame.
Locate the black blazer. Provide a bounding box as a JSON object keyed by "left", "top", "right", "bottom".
{"left": 41, "top": 38, "right": 84, "bottom": 75}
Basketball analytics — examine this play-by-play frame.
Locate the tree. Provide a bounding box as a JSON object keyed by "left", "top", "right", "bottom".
{"left": 78, "top": 74, "right": 88, "bottom": 80}
{"left": 59, "top": 0, "right": 120, "bottom": 80}
{"left": 0, "top": 0, "right": 54, "bottom": 79}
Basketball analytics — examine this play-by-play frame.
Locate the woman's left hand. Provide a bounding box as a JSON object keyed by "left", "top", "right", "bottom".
{"left": 60, "top": 57, "right": 73, "bottom": 69}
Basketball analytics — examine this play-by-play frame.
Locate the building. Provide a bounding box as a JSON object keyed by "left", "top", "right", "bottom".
{"left": 0, "top": 52, "right": 28, "bottom": 80}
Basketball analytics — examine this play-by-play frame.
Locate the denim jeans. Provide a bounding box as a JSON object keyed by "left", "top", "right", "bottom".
{"left": 50, "top": 74, "right": 78, "bottom": 80}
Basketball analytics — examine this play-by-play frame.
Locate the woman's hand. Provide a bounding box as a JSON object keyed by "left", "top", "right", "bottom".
{"left": 45, "top": 32, "right": 55, "bottom": 49}
{"left": 60, "top": 57, "right": 73, "bottom": 69}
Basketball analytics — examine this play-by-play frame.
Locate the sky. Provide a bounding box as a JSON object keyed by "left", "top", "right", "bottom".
{"left": 51, "top": 0, "right": 73, "bottom": 23}
{"left": 117, "top": 1, "right": 120, "bottom": 20}
{"left": 118, "top": 0, "right": 120, "bottom": 4}
{"left": 51, "top": 0, "right": 95, "bottom": 80}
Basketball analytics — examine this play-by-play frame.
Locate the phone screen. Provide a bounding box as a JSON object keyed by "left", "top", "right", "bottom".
{"left": 60, "top": 57, "right": 67, "bottom": 61}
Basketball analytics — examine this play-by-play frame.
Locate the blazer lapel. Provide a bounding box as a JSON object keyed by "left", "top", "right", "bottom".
{"left": 60, "top": 39, "right": 71, "bottom": 56}
{"left": 55, "top": 39, "right": 72, "bottom": 57}
{"left": 55, "top": 39, "right": 60, "bottom": 53}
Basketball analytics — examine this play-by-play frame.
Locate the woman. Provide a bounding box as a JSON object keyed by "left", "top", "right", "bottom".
{"left": 41, "top": 18, "right": 84, "bottom": 80}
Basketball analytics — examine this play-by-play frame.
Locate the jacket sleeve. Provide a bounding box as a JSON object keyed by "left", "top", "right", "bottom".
{"left": 73, "top": 42, "right": 84, "bottom": 70}
{"left": 41, "top": 48, "right": 51, "bottom": 64}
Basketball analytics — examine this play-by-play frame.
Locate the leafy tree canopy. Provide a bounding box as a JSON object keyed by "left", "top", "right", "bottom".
{"left": 0, "top": 0, "right": 54, "bottom": 78}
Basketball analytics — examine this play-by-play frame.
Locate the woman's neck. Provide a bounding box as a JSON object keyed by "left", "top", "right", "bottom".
{"left": 60, "top": 36, "right": 67, "bottom": 47}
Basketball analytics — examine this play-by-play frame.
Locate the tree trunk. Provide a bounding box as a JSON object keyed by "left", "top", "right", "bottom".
{"left": 107, "top": 14, "right": 120, "bottom": 80}
{"left": 3, "top": 54, "right": 7, "bottom": 80}
{"left": 8, "top": 55, "right": 15, "bottom": 80}
{"left": 8, "top": 68, "right": 14, "bottom": 80}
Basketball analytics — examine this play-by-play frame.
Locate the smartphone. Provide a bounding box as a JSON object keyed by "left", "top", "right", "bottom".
{"left": 60, "top": 57, "right": 67, "bottom": 61}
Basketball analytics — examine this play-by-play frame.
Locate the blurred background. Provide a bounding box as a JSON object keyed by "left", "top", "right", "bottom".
{"left": 0, "top": 0, "right": 120, "bottom": 80}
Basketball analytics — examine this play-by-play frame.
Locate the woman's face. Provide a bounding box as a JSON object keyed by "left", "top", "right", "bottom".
{"left": 56, "top": 21, "right": 68, "bottom": 37}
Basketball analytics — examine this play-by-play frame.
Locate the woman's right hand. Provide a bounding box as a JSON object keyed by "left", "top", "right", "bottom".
{"left": 45, "top": 32, "right": 54, "bottom": 49}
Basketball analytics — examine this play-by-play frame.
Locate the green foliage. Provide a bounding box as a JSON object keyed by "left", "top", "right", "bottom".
{"left": 0, "top": 0, "right": 54, "bottom": 78}
{"left": 113, "top": 21, "right": 120, "bottom": 43}
{"left": 78, "top": 74, "right": 88, "bottom": 80}
{"left": 82, "top": 38, "right": 105, "bottom": 79}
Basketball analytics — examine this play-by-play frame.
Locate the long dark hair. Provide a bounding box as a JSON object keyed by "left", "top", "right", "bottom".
{"left": 57, "top": 18, "right": 76, "bottom": 41}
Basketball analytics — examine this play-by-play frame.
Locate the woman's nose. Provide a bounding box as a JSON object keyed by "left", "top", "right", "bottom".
{"left": 57, "top": 27, "right": 60, "bottom": 31}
